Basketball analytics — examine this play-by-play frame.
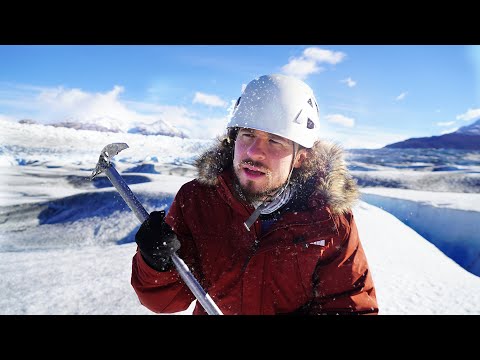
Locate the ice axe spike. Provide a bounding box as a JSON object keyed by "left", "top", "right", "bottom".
{"left": 90, "top": 143, "right": 223, "bottom": 315}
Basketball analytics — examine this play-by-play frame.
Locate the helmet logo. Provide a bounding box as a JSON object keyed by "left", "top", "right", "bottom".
{"left": 307, "top": 118, "right": 315, "bottom": 129}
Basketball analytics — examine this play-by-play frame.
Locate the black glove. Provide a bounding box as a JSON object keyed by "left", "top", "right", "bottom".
{"left": 135, "top": 210, "right": 180, "bottom": 272}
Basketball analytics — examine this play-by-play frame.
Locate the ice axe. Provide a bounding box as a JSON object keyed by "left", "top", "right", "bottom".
{"left": 91, "top": 143, "right": 223, "bottom": 315}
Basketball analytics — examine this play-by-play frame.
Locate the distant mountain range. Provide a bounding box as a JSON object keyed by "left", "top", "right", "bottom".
{"left": 385, "top": 119, "right": 480, "bottom": 150}
{"left": 18, "top": 117, "right": 189, "bottom": 138}
{"left": 128, "top": 120, "right": 188, "bottom": 138}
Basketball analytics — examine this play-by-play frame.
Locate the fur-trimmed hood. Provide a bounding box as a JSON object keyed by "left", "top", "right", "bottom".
{"left": 195, "top": 137, "right": 359, "bottom": 214}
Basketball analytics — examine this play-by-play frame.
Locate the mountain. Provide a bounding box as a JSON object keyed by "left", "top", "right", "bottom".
{"left": 18, "top": 116, "right": 189, "bottom": 138}
{"left": 128, "top": 119, "right": 188, "bottom": 138}
{"left": 456, "top": 118, "right": 480, "bottom": 135}
{"left": 49, "top": 121, "right": 120, "bottom": 133}
{"left": 385, "top": 119, "right": 480, "bottom": 150}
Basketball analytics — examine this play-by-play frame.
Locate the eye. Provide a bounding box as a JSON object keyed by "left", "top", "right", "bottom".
{"left": 269, "top": 138, "right": 281, "bottom": 145}
{"left": 241, "top": 133, "right": 254, "bottom": 138}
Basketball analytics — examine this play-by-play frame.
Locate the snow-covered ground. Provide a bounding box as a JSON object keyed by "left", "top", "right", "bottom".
{"left": 1, "top": 119, "right": 480, "bottom": 315}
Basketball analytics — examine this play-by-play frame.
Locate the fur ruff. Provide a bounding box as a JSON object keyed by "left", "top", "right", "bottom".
{"left": 195, "top": 135, "right": 359, "bottom": 214}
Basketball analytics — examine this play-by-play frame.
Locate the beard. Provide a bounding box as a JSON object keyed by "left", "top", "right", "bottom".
{"left": 232, "top": 167, "right": 284, "bottom": 204}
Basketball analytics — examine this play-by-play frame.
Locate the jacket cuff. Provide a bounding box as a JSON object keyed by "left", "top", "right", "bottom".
{"left": 139, "top": 249, "right": 174, "bottom": 272}
{"left": 134, "top": 250, "right": 180, "bottom": 285}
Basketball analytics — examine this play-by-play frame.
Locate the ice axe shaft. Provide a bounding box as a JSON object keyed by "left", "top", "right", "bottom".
{"left": 91, "top": 143, "right": 223, "bottom": 315}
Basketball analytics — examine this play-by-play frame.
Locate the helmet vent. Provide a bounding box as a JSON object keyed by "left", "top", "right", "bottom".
{"left": 309, "top": 97, "right": 319, "bottom": 114}
{"left": 307, "top": 118, "right": 315, "bottom": 129}
{"left": 234, "top": 96, "right": 241, "bottom": 111}
{"left": 293, "top": 109, "right": 303, "bottom": 124}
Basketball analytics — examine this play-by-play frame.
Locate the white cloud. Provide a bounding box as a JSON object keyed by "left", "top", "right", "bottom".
{"left": 456, "top": 108, "right": 480, "bottom": 121}
{"left": 325, "top": 114, "right": 355, "bottom": 127}
{"left": 191, "top": 116, "right": 230, "bottom": 139}
{"left": 341, "top": 77, "right": 356, "bottom": 88}
{"left": 281, "top": 58, "right": 323, "bottom": 80}
{"left": 437, "top": 121, "right": 455, "bottom": 127}
{"left": 31, "top": 85, "right": 143, "bottom": 131}
{"left": 193, "top": 92, "right": 227, "bottom": 108}
{"left": 281, "top": 47, "right": 346, "bottom": 80}
{"left": 395, "top": 92, "right": 408, "bottom": 101}
{"left": 303, "top": 47, "right": 346, "bottom": 64}
{"left": 126, "top": 100, "right": 199, "bottom": 128}
{"left": 0, "top": 114, "right": 16, "bottom": 122}
{"left": 0, "top": 83, "right": 50, "bottom": 111}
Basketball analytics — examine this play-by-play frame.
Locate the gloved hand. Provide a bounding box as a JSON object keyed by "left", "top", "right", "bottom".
{"left": 135, "top": 210, "right": 180, "bottom": 272}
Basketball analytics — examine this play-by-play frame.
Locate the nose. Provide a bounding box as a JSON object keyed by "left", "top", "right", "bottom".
{"left": 246, "top": 138, "right": 267, "bottom": 161}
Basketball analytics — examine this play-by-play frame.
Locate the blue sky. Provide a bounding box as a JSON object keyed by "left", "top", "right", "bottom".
{"left": 1, "top": 45, "right": 479, "bottom": 148}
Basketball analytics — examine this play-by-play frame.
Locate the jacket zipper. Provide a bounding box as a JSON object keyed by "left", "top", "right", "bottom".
{"left": 240, "top": 222, "right": 261, "bottom": 272}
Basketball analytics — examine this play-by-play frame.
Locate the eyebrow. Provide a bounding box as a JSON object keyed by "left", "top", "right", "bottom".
{"left": 239, "top": 128, "right": 291, "bottom": 144}
{"left": 269, "top": 134, "right": 286, "bottom": 141}
{"left": 269, "top": 134, "right": 291, "bottom": 145}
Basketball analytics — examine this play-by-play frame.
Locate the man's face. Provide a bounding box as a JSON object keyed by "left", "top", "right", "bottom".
{"left": 233, "top": 128, "right": 307, "bottom": 202}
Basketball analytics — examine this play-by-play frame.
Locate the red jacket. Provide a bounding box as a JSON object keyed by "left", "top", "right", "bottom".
{"left": 131, "top": 140, "right": 379, "bottom": 315}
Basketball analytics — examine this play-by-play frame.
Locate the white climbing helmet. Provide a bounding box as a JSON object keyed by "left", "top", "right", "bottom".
{"left": 227, "top": 74, "right": 320, "bottom": 148}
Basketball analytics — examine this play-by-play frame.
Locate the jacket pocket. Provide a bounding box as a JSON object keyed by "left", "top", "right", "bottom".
{"left": 292, "top": 238, "right": 331, "bottom": 297}
{"left": 258, "top": 236, "right": 331, "bottom": 313}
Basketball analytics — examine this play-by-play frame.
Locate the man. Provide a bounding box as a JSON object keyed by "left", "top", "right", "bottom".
{"left": 131, "top": 74, "right": 379, "bottom": 315}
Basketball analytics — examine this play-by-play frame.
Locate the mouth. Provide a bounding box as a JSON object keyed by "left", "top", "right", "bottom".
{"left": 242, "top": 164, "right": 267, "bottom": 179}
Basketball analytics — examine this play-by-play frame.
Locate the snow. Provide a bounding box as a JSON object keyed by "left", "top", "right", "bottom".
{"left": 456, "top": 119, "right": 480, "bottom": 135}
{"left": 360, "top": 187, "right": 480, "bottom": 212}
{"left": 1, "top": 119, "right": 479, "bottom": 315}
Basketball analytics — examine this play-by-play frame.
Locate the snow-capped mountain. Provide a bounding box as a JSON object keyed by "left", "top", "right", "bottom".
{"left": 128, "top": 119, "right": 189, "bottom": 138}
{"left": 456, "top": 118, "right": 480, "bottom": 135}
{"left": 19, "top": 115, "right": 189, "bottom": 138}
{"left": 57, "top": 115, "right": 129, "bottom": 133}
{"left": 385, "top": 119, "right": 480, "bottom": 150}
{"left": 50, "top": 121, "right": 120, "bottom": 133}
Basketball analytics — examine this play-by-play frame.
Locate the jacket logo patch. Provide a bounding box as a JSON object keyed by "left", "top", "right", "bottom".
{"left": 310, "top": 240, "right": 325, "bottom": 246}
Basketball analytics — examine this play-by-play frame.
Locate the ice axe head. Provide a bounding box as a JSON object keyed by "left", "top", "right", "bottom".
{"left": 90, "top": 142, "right": 129, "bottom": 180}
